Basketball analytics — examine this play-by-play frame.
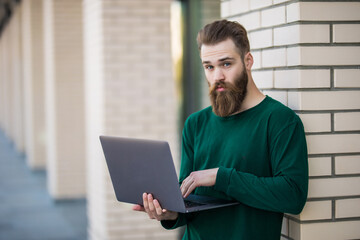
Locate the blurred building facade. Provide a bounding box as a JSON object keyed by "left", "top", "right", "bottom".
{"left": 0, "top": 0, "right": 359, "bottom": 240}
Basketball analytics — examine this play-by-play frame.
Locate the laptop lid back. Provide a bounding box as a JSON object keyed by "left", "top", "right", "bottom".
{"left": 99, "top": 136, "right": 186, "bottom": 213}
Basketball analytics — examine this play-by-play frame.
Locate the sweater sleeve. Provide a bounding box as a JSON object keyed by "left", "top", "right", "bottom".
{"left": 214, "top": 120, "right": 308, "bottom": 214}
{"left": 161, "top": 213, "right": 192, "bottom": 229}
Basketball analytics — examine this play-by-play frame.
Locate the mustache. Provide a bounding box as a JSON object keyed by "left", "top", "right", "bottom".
{"left": 209, "top": 81, "right": 244, "bottom": 95}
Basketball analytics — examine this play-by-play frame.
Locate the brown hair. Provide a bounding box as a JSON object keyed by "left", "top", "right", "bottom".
{"left": 197, "top": 20, "right": 250, "bottom": 59}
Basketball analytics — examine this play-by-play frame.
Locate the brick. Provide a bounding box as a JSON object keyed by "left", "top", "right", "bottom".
{"left": 274, "top": 25, "right": 299, "bottom": 46}
{"left": 287, "top": 46, "right": 360, "bottom": 66}
{"left": 252, "top": 70, "right": 273, "bottom": 89}
{"left": 288, "top": 91, "right": 360, "bottom": 111}
{"left": 333, "top": 24, "right": 360, "bottom": 43}
{"left": 249, "top": 29, "right": 272, "bottom": 49}
{"left": 286, "top": 3, "right": 300, "bottom": 23}
{"left": 281, "top": 217, "right": 288, "bottom": 236}
{"left": 334, "top": 112, "right": 360, "bottom": 131}
{"left": 249, "top": 0, "right": 272, "bottom": 10}
{"left": 299, "top": 113, "right": 331, "bottom": 133}
{"left": 274, "top": 69, "right": 330, "bottom": 89}
{"left": 335, "top": 155, "right": 360, "bottom": 175}
{"left": 229, "top": 11, "right": 260, "bottom": 31}
{"left": 221, "top": 1, "right": 231, "bottom": 17}
{"left": 308, "top": 177, "right": 360, "bottom": 198}
{"left": 308, "top": 157, "right": 332, "bottom": 177}
{"left": 286, "top": 47, "right": 300, "bottom": 67}
{"left": 288, "top": 220, "right": 300, "bottom": 240}
{"left": 262, "top": 90, "right": 287, "bottom": 106}
{"left": 336, "top": 198, "right": 360, "bottom": 218}
{"left": 229, "top": 0, "right": 250, "bottom": 16}
{"left": 274, "top": 24, "right": 329, "bottom": 46}
{"left": 301, "top": 221, "right": 360, "bottom": 240}
{"left": 306, "top": 134, "right": 360, "bottom": 155}
{"left": 287, "top": 2, "right": 360, "bottom": 22}
{"left": 334, "top": 69, "right": 360, "bottom": 88}
{"left": 262, "top": 48, "right": 286, "bottom": 67}
{"left": 261, "top": 6, "right": 285, "bottom": 27}
{"left": 251, "top": 51, "right": 262, "bottom": 69}
{"left": 297, "top": 200, "right": 332, "bottom": 221}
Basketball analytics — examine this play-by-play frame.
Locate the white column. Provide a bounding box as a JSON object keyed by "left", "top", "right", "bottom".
{"left": 22, "top": 0, "right": 46, "bottom": 169}
{"left": 7, "top": 7, "right": 25, "bottom": 152}
{"left": 43, "top": 0, "right": 86, "bottom": 199}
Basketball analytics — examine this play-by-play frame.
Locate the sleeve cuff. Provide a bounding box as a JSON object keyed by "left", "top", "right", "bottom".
{"left": 214, "top": 167, "right": 233, "bottom": 193}
{"left": 161, "top": 213, "right": 187, "bottom": 230}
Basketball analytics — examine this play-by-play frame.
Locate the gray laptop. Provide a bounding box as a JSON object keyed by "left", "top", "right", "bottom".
{"left": 99, "top": 136, "right": 238, "bottom": 213}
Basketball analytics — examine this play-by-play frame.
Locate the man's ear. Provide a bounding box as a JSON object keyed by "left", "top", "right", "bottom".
{"left": 244, "top": 52, "right": 253, "bottom": 71}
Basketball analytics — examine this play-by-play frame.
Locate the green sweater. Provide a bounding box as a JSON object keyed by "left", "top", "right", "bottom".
{"left": 162, "top": 96, "right": 308, "bottom": 240}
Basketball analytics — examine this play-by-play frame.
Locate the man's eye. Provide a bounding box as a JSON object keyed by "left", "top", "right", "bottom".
{"left": 224, "top": 62, "right": 231, "bottom": 67}
{"left": 205, "top": 65, "right": 213, "bottom": 70}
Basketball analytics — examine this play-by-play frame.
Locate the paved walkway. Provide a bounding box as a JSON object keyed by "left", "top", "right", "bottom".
{"left": 0, "top": 130, "right": 87, "bottom": 240}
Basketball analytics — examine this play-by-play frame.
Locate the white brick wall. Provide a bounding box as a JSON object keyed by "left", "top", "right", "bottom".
{"left": 300, "top": 221, "right": 360, "bottom": 240}
{"left": 288, "top": 91, "right": 360, "bottom": 110}
{"left": 308, "top": 157, "right": 332, "bottom": 177}
{"left": 336, "top": 199, "right": 360, "bottom": 218}
{"left": 274, "top": 69, "right": 330, "bottom": 89}
{"left": 222, "top": 0, "right": 360, "bottom": 239}
{"left": 306, "top": 134, "right": 360, "bottom": 154}
{"left": 333, "top": 24, "right": 360, "bottom": 43}
{"left": 261, "top": 6, "right": 285, "bottom": 27}
{"left": 287, "top": 2, "right": 360, "bottom": 22}
{"left": 335, "top": 156, "right": 360, "bottom": 175}
{"left": 334, "top": 69, "right": 360, "bottom": 88}
{"left": 295, "top": 200, "right": 332, "bottom": 221}
{"left": 274, "top": 24, "right": 330, "bottom": 46}
{"left": 298, "top": 114, "right": 331, "bottom": 133}
{"left": 308, "top": 177, "right": 360, "bottom": 198}
{"left": 262, "top": 48, "right": 286, "bottom": 67}
{"left": 334, "top": 112, "right": 360, "bottom": 131}
{"left": 287, "top": 46, "right": 360, "bottom": 66}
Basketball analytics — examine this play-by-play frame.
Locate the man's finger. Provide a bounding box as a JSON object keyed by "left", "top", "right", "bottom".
{"left": 183, "top": 181, "right": 196, "bottom": 198}
{"left": 143, "top": 193, "right": 149, "bottom": 211}
{"left": 132, "top": 204, "right": 145, "bottom": 211}
{"left": 143, "top": 193, "right": 156, "bottom": 218}
{"left": 153, "top": 199, "right": 163, "bottom": 216}
{"left": 147, "top": 194, "right": 156, "bottom": 212}
{"left": 181, "top": 177, "right": 193, "bottom": 196}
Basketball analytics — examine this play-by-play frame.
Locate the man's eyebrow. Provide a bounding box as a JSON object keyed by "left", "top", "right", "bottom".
{"left": 219, "top": 57, "right": 235, "bottom": 62}
{"left": 202, "top": 57, "right": 235, "bottom": 65}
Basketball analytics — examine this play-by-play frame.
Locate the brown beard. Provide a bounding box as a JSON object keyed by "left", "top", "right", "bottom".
{"left": 209, "top": 69, "right": 248, "bottom": 117}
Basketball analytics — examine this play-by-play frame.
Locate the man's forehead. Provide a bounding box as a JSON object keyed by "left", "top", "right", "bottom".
{"left": 200, "top": 39, "right": 239, "bottom": 62}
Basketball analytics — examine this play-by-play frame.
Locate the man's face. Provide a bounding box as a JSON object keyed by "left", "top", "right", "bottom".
{"left": 201, "top": 38, "right": 248, "bottom": 117}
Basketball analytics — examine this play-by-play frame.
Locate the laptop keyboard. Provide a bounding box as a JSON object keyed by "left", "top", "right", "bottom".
{"left": 184, "top": 200, "right": 206, "bottom": 208}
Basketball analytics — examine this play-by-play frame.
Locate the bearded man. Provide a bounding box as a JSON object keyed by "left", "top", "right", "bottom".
{"left": 133, "top": 20, "right": 309, "bottom": 240}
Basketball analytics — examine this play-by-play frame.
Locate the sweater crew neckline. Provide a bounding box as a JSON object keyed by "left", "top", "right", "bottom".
{"left": 212, "top": 95, "right": 270, "bottom": 120}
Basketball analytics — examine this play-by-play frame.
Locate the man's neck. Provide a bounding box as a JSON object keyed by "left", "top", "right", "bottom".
{"left": 233, "top": 78, "right": 265, "bottom": 115}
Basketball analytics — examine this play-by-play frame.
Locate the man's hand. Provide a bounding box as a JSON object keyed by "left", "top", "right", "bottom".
{"left": 180, "top": 168, "right": 219, "bottom": 198}
{"left": 132, "top": 193, "right": 178, "bottom": 221}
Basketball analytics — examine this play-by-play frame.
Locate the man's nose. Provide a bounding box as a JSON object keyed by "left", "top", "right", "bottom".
{"left": 214, "top": 68, "right": 225, "bottom": 82}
